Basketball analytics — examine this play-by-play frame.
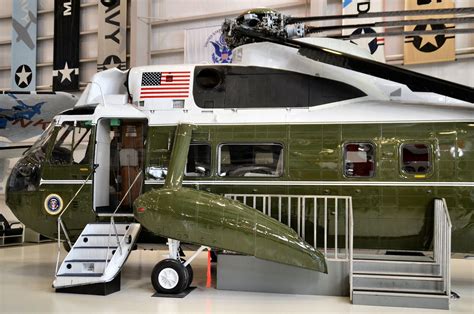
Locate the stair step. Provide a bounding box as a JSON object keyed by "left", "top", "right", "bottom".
{"left": 353, "top": 259, "right": 440, "bottom": 276}
{"left": 352, "top": 290, "right": 449, "bottom": 310}
{"left": 354, "top": 287, "right": 446, "bottom": 294}
{"left": 66, "top": 248, "right": 115, "bottom": 261}
{"left": 64, "top": 259, "right": 111, "bottom": 263}
{"left": 353, "top": 274, "right": 443, "bottom": 280}
{"left": 353, "top": 271, "right": 438, "bottom": 277}
{"left": 57, "top": 273, "right": 103, "bottom": 277}
{"left": 81, "top": 234, "right": 126, "bottom": 237}
{"left": 82, "top": 224, "right": 131, "bottom": 235}
{"left": 354, "top": 259, "right": 436, "bottom": 264}
{"left": 354, "top": 254, "right": 433, "bottom": 262}
{"left": 353, "top": 274, "right": 444, "bottom": 293}
{"left": 53, "top": 223, "right": 142, "bottom": 291}
{"left": 354, "top": 288, "right": 446, "bottom": 296}
{"left": 58, "top": 260, "right": 106, "bottom": 275}
{"left": 76, "top": 236, "right": 124, "bottom": 247}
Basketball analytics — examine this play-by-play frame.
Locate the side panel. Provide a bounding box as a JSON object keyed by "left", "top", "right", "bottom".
{"left": 7, "top": 185, "right": 95, "bottom": 240}
{"left": 144, "top": 122, "right": 474, "bottom": 253}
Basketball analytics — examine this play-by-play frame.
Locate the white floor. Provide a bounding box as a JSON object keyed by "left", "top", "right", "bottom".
{"left": 0, "top": 243, "right": 472, "bottom": 314}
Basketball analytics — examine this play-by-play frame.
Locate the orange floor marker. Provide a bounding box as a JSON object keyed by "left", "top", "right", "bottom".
{"left": 206, "top": 250, "right": 212, "bottom": 288}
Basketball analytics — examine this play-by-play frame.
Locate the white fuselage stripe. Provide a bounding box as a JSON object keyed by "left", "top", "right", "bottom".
{"left": 39, "top": 179, "right": 473, "bottom": 187}
{"left": 144, "top": 180, "right": 474, "bottom": 187}
{"left": 40, "top": 180, "right": 92, "bottom": 185}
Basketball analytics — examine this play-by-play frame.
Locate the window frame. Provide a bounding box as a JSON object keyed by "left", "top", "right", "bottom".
{"left": 399, "top": 141, "right": 434, "bottom": 178}
{"left": 217, "top": 142, "right": 285, "bottom": 178}
{"left": 342, "top": 141, "right": 376, "bottom": 179}
{"left": 49, "top": 121, "right": 94, "bottom": 165}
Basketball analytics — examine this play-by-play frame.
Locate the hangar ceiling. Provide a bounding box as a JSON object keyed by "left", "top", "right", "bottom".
{"left": 0, "top": 0, "right": 472, "bottom": 91}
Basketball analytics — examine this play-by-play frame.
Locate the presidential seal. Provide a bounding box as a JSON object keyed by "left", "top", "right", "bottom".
{"left": 44, "top": 194, "right": 64, "bottom": 215}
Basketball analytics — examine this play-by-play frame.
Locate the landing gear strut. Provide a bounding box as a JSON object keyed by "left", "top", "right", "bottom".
{"left": 151, "top": 238, "right": 208, "bottom": 294}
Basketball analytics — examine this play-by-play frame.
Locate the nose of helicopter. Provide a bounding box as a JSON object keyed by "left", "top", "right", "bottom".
{"left": 5, "top": 152, "right": 42, "bottom": 219}
{"left": 7, "top": 156, "right": 41, "bottom": 193}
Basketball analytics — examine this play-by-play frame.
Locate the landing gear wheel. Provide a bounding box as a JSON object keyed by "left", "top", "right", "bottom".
{"left": 151, "top": 259, "right": 189, "bottom": 294}
{"left": 181, "top": 259, "right": 194, "bottom": 288}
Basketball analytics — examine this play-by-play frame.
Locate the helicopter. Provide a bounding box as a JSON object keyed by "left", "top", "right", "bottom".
{"left": 5, "top": 8, "right": 474, "bottom": 295}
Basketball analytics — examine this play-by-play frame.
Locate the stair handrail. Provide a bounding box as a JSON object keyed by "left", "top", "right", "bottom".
{"left": 55, "top": 167, "right": 96, "bottom": 275}
{"left": 434, "top": 198, "right": 452, "bottom": 297}
{"left": 349, "top": 197, "right": 354, "bottom": 301}
{"left": 104, "top": 170, "right": 143, "bottom": 269}
{"left": 224, "top": 193, "right": 355, "bottom": 299}
{"left": 111, "top": 170, "right": 143, "bottom": 216}
{"left": 224, "top": 193, "right": 353, "bottom": 261}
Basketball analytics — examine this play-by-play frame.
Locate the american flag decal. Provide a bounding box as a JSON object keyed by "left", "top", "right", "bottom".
{"left": 140, "top": 71, "right": 191, "bottom": 99}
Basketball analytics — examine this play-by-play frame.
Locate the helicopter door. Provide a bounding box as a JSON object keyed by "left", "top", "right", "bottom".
{"left": 94, "top": 119, "right": 146, "bottom": 215}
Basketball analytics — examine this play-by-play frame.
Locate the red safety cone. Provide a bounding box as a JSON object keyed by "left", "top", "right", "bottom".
{"left": 206, "top": 250, "right": 212, "bottom": 288}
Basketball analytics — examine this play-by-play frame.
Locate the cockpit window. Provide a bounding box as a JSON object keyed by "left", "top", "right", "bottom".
{"left": 7, "top": 122, "right": 56, "bottom": 193}
{"left": 26, "top": 122, "right": 55, "bottom": 162}
{"left": 50, "top": 121, "right": 93, "bottom": 165}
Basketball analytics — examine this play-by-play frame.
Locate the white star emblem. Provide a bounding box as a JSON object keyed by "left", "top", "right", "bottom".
{"left": 420, "top": 24, "right": 439, "bottom": 49}
{"left": 105, "top": 58, "right": 117, "bottom": 69}
{"left": 59, "top": 62, "right": 75, "bottom": 83}
{"left": 16, "top": 65, "right": 31, "bottom": 86}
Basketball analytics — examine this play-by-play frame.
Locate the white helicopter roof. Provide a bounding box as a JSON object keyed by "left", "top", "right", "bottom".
{"left": 65, "top": 39, "right": 473, "bottom": 127}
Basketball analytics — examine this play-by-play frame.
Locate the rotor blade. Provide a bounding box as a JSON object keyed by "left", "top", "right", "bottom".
{"left": 232, "top": 27, "right": 474, "bottom": 103}
{"left": 306, "top": 16, "right": 474, "bottom": 33}
{"left": 331, "top": 27, "right": 474, "bottom": 39}
{"left": 287, "top": 7, "right": 474, "bottom": 23}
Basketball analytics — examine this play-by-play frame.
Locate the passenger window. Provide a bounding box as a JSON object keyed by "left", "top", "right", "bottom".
{"left": 218, "top": 143, "right": 283, "bottom": 177}
{"left": 343, "top": 142, "right": 375, "bottom": 177}
{"left": 400, "top": 143, "right": 431, "bottom": 175}
{"left": 50, "top": 122, "right": 92, "bottom": 165}
{"left": 185, "top": 144, "right": 211, "bottom": 177}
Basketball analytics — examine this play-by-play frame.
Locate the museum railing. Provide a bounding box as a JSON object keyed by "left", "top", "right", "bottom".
{"left": 224, "top": 193, "right": 354, "bottom": 262}
{"left": 434, "top": 198, "right": 452, "bottom": 297}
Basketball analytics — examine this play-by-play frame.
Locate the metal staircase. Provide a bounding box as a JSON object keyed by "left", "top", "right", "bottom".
{"left": 53, "top": 170, "right": 143, "bottom": 295}
{"left": 53, "top": 222, "right": 141, "bottom": 294}
{"left": 351, "top": 199, "right": 452, "bottom": 310}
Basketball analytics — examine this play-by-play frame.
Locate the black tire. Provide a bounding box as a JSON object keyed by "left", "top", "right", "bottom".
{"left": 151, "top": 259, "right": 189, "bottom": 294}
{"left": 181, "top": 259, "right": 193, "bottom": 289}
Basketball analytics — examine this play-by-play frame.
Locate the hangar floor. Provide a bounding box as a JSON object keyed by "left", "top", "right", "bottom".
{"left": 0, "top": 243, "right": 472, "bottom": 313}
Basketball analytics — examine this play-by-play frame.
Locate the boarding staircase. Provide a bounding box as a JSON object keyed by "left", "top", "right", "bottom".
{"left": 53, "top": 223, "right": 141, "bottom": 294}
{"left": 226, "top": 194, "right": 452, "bottom": 310}
{"left": 351, "top": 198, "right": 452, "bottom": 310}
{"left": 53, "top": 171, "right": 143, "bottom": 295}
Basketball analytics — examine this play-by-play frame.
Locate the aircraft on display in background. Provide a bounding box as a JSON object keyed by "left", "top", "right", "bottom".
{"left": 4, "top": 8, "right": 474, "bottom": 295}
{"left": 0, "top": 91, "right": 77, "bottom": 192}
{"left": 12, "top": 10, "right": 37, "bottom": 50}
{"left": 0, "top": 94, "right": 45, "bottom": 127}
